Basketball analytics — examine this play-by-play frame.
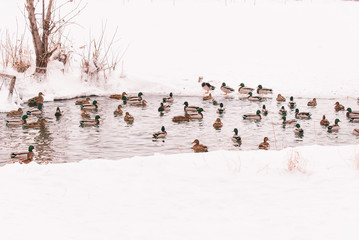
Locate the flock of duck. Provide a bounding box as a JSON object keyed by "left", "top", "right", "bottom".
{"left": 4, "top": 78, "right": 359, "bottom": 163}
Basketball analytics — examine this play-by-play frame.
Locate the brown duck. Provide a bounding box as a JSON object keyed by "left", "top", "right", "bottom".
{"left": 192, "top": 139, "right": 208, "bottom": 152}
{"left": 320, "top": 115, "right": 330, "bottom": 126}
{"left": 114, "top": 105, "right": 123, "bottom": 115}
{"left": 213, "top": 118, "right": 223, "bottom": 129}
{"left": 7, "top": 108, "right": 23, "bottom": 117}
{"left": 258, "top": 137, "right": 270, "bottom": 150}
{"left": 75, "top": 97, "right": 91, "bottom": 105}
{"left": 24, "top": 119, "right": 47, "bottom": 128}
{"left": 276, "top": 94, "right": 286, "bottom": 102}
{"left": 334, "top": 102, "right": 345, "bottom": 112}
{"left": 124, "top": 112, "right": 134, "bottom": 122}
{"left": 28, "top": 92, "right": 44, "bottom": 107}
{"left": 307, "top": 98, "right": 317, "bottom": 107}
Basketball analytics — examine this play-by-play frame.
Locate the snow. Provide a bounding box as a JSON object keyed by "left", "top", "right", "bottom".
{"left": 1, "top": 144, "right": 359, "bottom": 240}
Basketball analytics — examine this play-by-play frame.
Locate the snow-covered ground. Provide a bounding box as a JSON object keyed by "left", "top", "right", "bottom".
{"left": 1, "top": 144, "right": 359, "bottom": 240}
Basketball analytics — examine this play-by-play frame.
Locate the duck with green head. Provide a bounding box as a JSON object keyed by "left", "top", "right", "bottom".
{"left": 55, "top": 107, "right": 63, "bottom": 117}
{"left": 81, "top": 100, "right": 99, "bottom": 110}
{"left": 127, "top": 92, "right": 144, "bottom": 102}
{"left": 295, "top": 109, "right": 311, "bottom": 119}
{"left": 261, "top": 105, "right": 268, "bottom": 116}
{"left": 201, "top": 82, "right": 215, "bottom": 94}
{"left": 248, "top": 92, "right": 262, "bottom": 102}
{"left": 243, "top": 110, "right": 261, "bottom": 120}
{"left": 11, "top": 145, "right": 35, "bottom": 164}
{"left": 328, "top": 119, "right": 340, "bottom": 132}
{"left": 346, "top": 108, "right": 359, "bottom": 118}
{"left": 238, "top": 83, "right": 254, "bottom": 94}
{"left": 186, "top": 108, "right": 205, "bottom": 119}
{"left": 220, "top": 82, "right": 234, "bottom": 95}
{"left": 257, "top": 85, "right": 272, "bottom": 94}
{"left": 153, "top": 126, "right": 167, "bottom": 139}
{"left": 6, "top": 115, "right": 29, "bottom": 126}
{"left": 217, "top": 103, "right": 225, "bottom": 114}
{"left": 282, "top": 116, "right": 297, "bottom": 125}
{"left": 164, "top": 92, "right": 174, "bottom": 103}
{"left": 279, "top": 106, "right": 287, "bottom": 116}
{"left": 27, "top": 103, "right": 43, "bottom": 116}
{"left": 288, "top": 96, "right": 296, "bottom": 109}
{"left": 184, "top": 101, "right": 199, "bottom": 113}
{"left": 80, "top": 115, "right": 101, "bottom": 126}
{"left": 158, "top": 102, "right": 170, "bottom": 112}
{"left": 294, "top": 124, "right": 304, "bottom": 135}
{"left": 232, "top": 128, "right": 242, "bottom": 143}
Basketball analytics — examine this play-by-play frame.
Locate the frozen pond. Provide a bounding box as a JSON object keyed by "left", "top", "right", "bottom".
{"left": 0, "top": 94, "right": 358, "bottom": 164}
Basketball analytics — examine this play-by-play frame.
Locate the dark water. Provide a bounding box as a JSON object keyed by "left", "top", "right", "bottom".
{"left": 0, "top": 94, "right": 358, "bottom": 164}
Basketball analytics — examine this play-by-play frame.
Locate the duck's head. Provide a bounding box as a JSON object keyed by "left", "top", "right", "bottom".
{"left": 95, "top": 115, "right": 101, "bottom": 120}
{"left": 160, "top": 102, "right": 164, "bottom": 107}
{"left": 296, "top": 124, "right": 301, "bottom": 128}
{"left": 184, "top": 101, "right": 189, "bottom": 107}
{"left": 192, "top": 139, "right": 200, "bottom": 145}
{"left": 322, "top": 115, "right": 326, "bottom": 119}
{"left": 335, "top": 102, "right": 340, "bottom": 105}
{"left": 201, "top": 82, "right": 206, "bottom": 87}
{"left": 161, "top": 126, "right": 165, "bottom": 132}
{"left": 18, "top": 108, "right": 22, "bottom": 112}
{"left": 122, "top": 95, "right": 128, "bottom": 100}
{"left": 93, "top": 100, "right": 98, "bottom": 105}
{"left": 138, "top": 92, "right": 143, "bottom": 97}
{"left": 28, "top": 145, "right": 35, "bottom": 152}
{"left": 240, "top": 83, "right": 245, "bottom": 87}
{"left": 117, "top": 105, "right": 122, "bottom": 109}
{"left": 335, "top": 118, "right": 340, "bottom": 124}
{"left": 281, "top": 106, "right": 285, "bottom": 110}
{"left": 234, "top": 128, "right": 238, "bottom": 135}
{"left": 220, "top": 103, "right": 224, "bottom": 108}
{"left": 256, "top": 110, "right": 261, "bottom": 115}
{"left": 262, "top": 105, "right": 266, "bottom": 110}
{"left": 162, "top": 98, "right": 167, "bottom": 103}
{"left": 22, "top": 115, "right": 29, "bottom": 120}
{"left": 39, "top": 92, "right": 44, "bottom": 96}
{"left": 56, "top": 107, "right": 60, "bottom": 112}
{"left": 222, "top": 82, "right": 226, "bottom": 86}
{"left": 197, "top": 108, "right": 205, "bottom": 113}
{"left": 215, "top": 118, "right": 221, "bottom": 122}
{"left": 122, "top": 92, "right": 127, "bottom": 96}
{"left": 125, "top": 112, "right": 130, "bottom": 115}
{"left": 295, "top": 108, "right": 299, "bottom": 113}
{"left": 347, "top": 108, "right": 352, "bottom": 112}
{"left": 258, "top": 85, "right": 263, "bottom": 89}
{"left": 169, "top": 92, "right": 173, "bottom": 97}
{"left": 313, "top": 98, "right": 317, "bottom": 101}
{"left": 248, "top": 92, "right": 253, "bottom": 97}
{"left": 264, "top": 137, "right": 269, "bottom": 142}
{"left": 290, "top": 96, "right": 294, "bottom": 101}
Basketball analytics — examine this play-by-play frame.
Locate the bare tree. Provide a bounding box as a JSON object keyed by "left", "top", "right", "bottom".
{"left": 25, "top": 0, "right": 85, "bottom": 74}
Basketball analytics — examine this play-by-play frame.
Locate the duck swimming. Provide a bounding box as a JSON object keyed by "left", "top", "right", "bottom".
{"left": 163, "top": 92, "right": 174, "bottom": 103}
{"left": 81, "top": 109, "right": 90, "bottom": 118}
{"left": 279, "top": 106, "right": 287, "bottom": 116}
{"left": 129, "top": 99, "right": 147, "bottom": 107}
{"left": 7, "top": 108, "right": 23, "bottom": 117}
{"left": 295, "top": 109, "right": 311, "bottom": 119}
{"left": 328, "top": 119, "right": 340, "bottom": 132}
{"left": 158, "top": 102, "right": 170, "bottom": 112}
{"left": 248, "top": 92, "right": 262, "bottom": 102}
{"left": 192, "top": 139, "right": 208, "bottom": 152}
{"left": 6, "top": 115, "right": 29, "bottom": 126}
{"left": 172, "top": 115, "right": 190, "bottom": 122}
{"left": 232, "top": 128, "right": 242, "bottom": 143}
{"left": 55, "top": 107, "right": 63, "bottom": 117}
{"left": 124, "top": 112, "right": 134, "bottom": 122}
{"left": 213, "top": 118, "right": 223, "bottom": 129}
{"left": 276, "top": 94, "right": 286, "bottom": 102}
{"left": 258, "top": 137, "right": 270, "bottom": 150}
{"left": 127, "top": 92, "right": 144, "bottom": 102}
{"left": 353, "top": 129, "right": 359, "bottom": 136}
{"left": 75, "top": 97, "right": 91, "bottom": 105}
{"left": 80, "top": 115, "right": 101, "bottom": 126}
{"left": 334, "top": 102, "right": 345, "bottom": 112}
{"left": 238, "top": 83, "right": 254, "bottom": 94}
{"left": 288, "top": 96, "right": 296, "bottom": 109}
{"left": 28, "top": 92, "right": 44, "bottom": 107}
{"left": 320, "top": 115, "right": 330, "bottom": 126}
{"left": 184, "top": 101, "right": 199, "bottom": 113}
{"left": 294, "top": 124, "right": 304, "bottom": 135}
{"left": 307, "top": 98, "right": 317, "bottom": 107}
{"left": 109, "top": 92, "right": 126, "bottom": 100}
{"left": 11, "top": 145, "right": 35, "bottom": 164}
{"left": 114, "top": 105, "right": 123, "bottom": 115}
{"left": 220, "top": 82, "right": 234, "bottom": 95}
{"left": 217, "top": 103, "right": 225, "bottom": 114}
{"left": 186, "top": 108, "right": 205, "bottom": 119}
{"left": 282, "top": 116, "right": 297, "bottom": 125}
{"left": 346, "top": 108, "right": 359, "bottom": 118}
{"left": 27, "top": 103, "right": 43, "bottom": 116}
{"left": 153, "top": 126, "right": 167, "bottom": 139}
{"left": 257, "top": 85, "right": 272, "bottom": 94}
{"left": 81, "top": 100, "right": 99, "bottom": 110}
{"left": 201, "top": 82, "right": 215, "bottom": 94}
{"left": 261, "top": 105, "right": 268, "bottom": 116}
{"left": 243, "top": 110, "right": 261, "bottom": 120}
{"left": 24, "top": 119, "right": 47, "bottom": 128}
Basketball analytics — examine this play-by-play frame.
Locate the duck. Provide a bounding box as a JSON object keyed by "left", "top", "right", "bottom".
{"left": 288, "top": 96, "right": 296, "bottom": 109}
{"left": 282, "top": 116, "right": 297, "bottom": 125}
{"left": 184, "top": 101, "right": 199, "bottom": 113}
{"left": 24, "top": 119, "right": 47, "bottom": 128}
{"left": 129, "top": 99, "right": 147, "bottom": 107}
{"left": 127, "top": 92, "right": 144, "bottom": 102}
{"left": 192, "top": 139, "right": 208, "bottom": 152}
{"left": 28, "top": 92, "right": 44, "bottom": 107}
{"left": 7, "top": 108, "right": 23, "bottom": 117}
{"left": 27, "top": 103, "right": 43, "bottom": 116}
{"left": 109, "top": 92, "right": 126, "bottom": 100}
{"left": 212, "top": 99, "right": 218, "bottom": 105}
{"left": 220, "top": 82, "right": 234, "bottom": 95}
{"left": 158, "top": 102, "right": 170, "bottom": 112}
{"left": 334, "top": 102, "right": 345, "bottom": 112}
{"left": 75, "top": 97, "right": 91, "bottom": 105}
{"left": 172, "top": 115, "right": 190, "bottom": 122}
{"left": 10, "top": 145, "right": 35, "bottom": 164}
{"left": 213, "top": 118, "right": 223, "bottom": 129}
{"left": 114, "top": 105, "right": 123, "bottom": 115}
{"left": 201, "top": 82, "right": 215, "bottom": 94}
{"left": 232, "top": 128, "right": 242, "bottom": 143}
{"left": 248, "top": 92, "right": 262, "bottom": 101}
{"left": 276, "top": 94, "right": 286, "bottom": 102}
{"left": 238, "top": 83, "right": 254, "bottom": 94}
{"left": 261, "top": 105, "right": 268, "bottom": 116}
{"left": 243, "top": 110, "right": 261, "bottom": 120}
{"left": 124, "top": 112, "right": 134, "bottom": 122}
{"left": 350, "top": 118, "right": 359, "bottom": 123}
{"left": 295, "top": 109, "right": 311, "bottom": 119}
{"left": 328, "top": 119, "right": 340, "bottom": 132}
{"left": 307, "top": 98, "right": 317, "bottom": 107}
{"left": 163, "top": 92, "right": 174, "bottom": 103}
{"left": 257, "top": 85, "right": 272, "bottom": 95}
{"left": 279, "top": 106, "right": 287, "bottom": 116}
{"left": 153, "top": 126, "right": 167, "bottom": 139}
{"left": 346, "top": 108, "right": 359, "bottom": 118}
{"left": 353, "top": 129, "right": 359, "bottom": 136}
{"left": 258, "top": 137, "right": 270, "bottom": 150}
{"left": 81, "top": 109, "right": 90, "bottom": 118}
{"left": 320, "top": 115, "right": 330, "bottom": 126}
{"left": 203, "top": 93, "right": 213, "bottom": 100}
{"left": 217, "top": 103, "right": 225, "bottom": 114}
{"left": 6, "top": 115, "right": 29, "bottom": 126}
{"left": 81, "top": 100, "right": 99, "bottom": 110}
{"left": 54, "top": 107, "right": 63, "bottom": 117}
{"left": 80, "top": 115, "right": 101, "bottom": 126}
{"left": 294, "top": 124, "right": 304, "bottom": 135}
{"left": 186, "top": 108, "right": 205, "bottom": 119}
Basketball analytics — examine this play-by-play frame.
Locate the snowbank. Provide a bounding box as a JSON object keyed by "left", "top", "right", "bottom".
{"left": 1, "top": 144, "right": 359, "bottom": 240}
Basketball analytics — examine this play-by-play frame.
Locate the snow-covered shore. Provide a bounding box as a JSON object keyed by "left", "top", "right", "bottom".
{"left": 1, "top": 144, "right": 359, "bottom": 240}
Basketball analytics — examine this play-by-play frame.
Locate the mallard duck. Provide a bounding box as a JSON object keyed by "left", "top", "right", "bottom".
{"left": 192, "top": 139, "right": 208, "bottom": 152}
{"left": 201, "top": 82, "right": 215, "bottom": 94}
{"left": 213, "top": 118, "right": 223, "bottom": 129}
{"left": 243, "top": 110, "right": 261, "bottom": 120}
{"left": 350, "top": 118, "right": 359, "bottom": 123}
{"left": 75, "top": 97, "right": 91, "bottom": 105}
{"left": 80, "top": 115, "right": 101, "bottom": 126}
{"left": 124, "top": 112, "right": 134, "bottom": 122}
{"left": 248, "top": 92, "right": 262, "bottom": 101}
{"left": 27, "top": 103, "right": 43, "bottom": 116}
{"left": 238, "top": 83, "right": 254, "bottom": 94}
{"left": 109, "top": 92, "right": 126, "bottom": 100}
{"left": 7, "top": 108, "right": 23, "bottom": 117}
{"left": 320, "top": 115, "right": 330, "bottom": 126}
{"left": 353, "top": 129, "right": 359, "bottom": 136}
{"left": 232, "top": 128, "right": 242, "bottom": 143}
{"left": 261, "top": 105, "right": 268, "bottom": 116}
{"left": 163, "top": 92, "right": 174, "bottom": 103}
{"left": 282, "top": 116, "right": 297, "bottom": 125}
{"left": 81, "top": 109, "right": 90, "bottom": 118}
{"left": 127, "top": 92, "right": 144, "bottom": 102}
{"left": 28, "top": 92, "right": 44, "bottom": 106}
{"left": 257, "top": 85, "right": 272, "bottom": 94}
{"left": 184, "top": 101, "right": 199, "bottom": 113}
{"left": 55, "top": 107, "right": 63, "bottom": 117}
{"left": 114, "top": 105, "right": 123, "bottom": 115}
{"left": 203, "top": 93, "right": 212, "bottom": 100}
{"left": 24, "top": 119, "right": 47, "bottom": 128}
{"left": 10, "top": 145, "right": 35, "bottom": 164}
{"left": 129, "top": 99, "right": 147, "bottom": 107}
{"left": 288, "top": 96, "right": 296, "bottom": 109}
{"left": 294, "top": 124, "right": 304, "bottom": 135}
{"left": 153, "top": 126, "right": 167, "bottom": 138}
{"left": 307, "top": 98, "right": 317, "bottom": 107}
{"left": 158, "top": 102, "right": 170, "bottom": 112}
{"left": 346, "top": 108, "right": 359, "bottom": 118}
{"left": 328, "top": 119, "right": 340, "bottom": 132}
{"left": 186, "top": 108, "right": 205, "bottom": 119}
{"left": 6, "top": 115, "right": 29, "bottom": 126}
{"left": 295, "top": 109, "right": 311, "bottom": 119}
{"left": 279, "top": 106, "right": 287, "bottom": 116}
{"left": 172, "top": 115, "right": 189, "bottom": 122}
{"left": 212, "top": 99, "right": 218, "bottom": 105}
{"left": 217, "top": 103, "right": 226, "bottom": 114}
{"left": 220, "top": 82, "right": 234, "bottom": 95}
{"left": 334, "top": 102, "right": 345, "bottom": 112}
{"left": 276, "top": 94, "right": 286, "bottom": 102}
{"left": 258, "top": 137, "right": 269, "bottom": 150}
{"left": 81, "top": 100, "right": 99, "bottom": 110}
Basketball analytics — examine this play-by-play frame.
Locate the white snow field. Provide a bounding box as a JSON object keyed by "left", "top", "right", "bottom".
{"left": 1, "top": 145, "right": 359, "bottom": 240}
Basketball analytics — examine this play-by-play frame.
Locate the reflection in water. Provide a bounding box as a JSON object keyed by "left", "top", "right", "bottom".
{"left": 33, "top": 124, "right": 54, "bottom": 163}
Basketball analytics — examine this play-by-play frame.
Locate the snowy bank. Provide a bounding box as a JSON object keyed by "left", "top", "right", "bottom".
{"left": 1, "top": 144, "right": 359, "bottom": 240}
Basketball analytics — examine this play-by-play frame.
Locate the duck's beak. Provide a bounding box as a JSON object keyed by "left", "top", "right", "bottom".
{"left": 202, "top": 110, "right": 205, "bottom": 112}
{"left": 192, "top": 141, "right": 195, "bottom": 144}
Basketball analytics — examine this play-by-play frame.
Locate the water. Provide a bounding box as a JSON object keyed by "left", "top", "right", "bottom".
{"left": 1, "top": 94, "right": 358, "bottom": 164}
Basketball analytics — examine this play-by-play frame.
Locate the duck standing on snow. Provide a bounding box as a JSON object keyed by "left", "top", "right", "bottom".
{"left": 6, "top": 115, "right": 29, "bottom": 126}
{"left": 320, "top": 115, "right": 330, "bottom": 126}
{"left": 217, "top": 103, "right": 225, "bottom": 114}
{"left": 75, "top": 97, "right": 91, "bottom": 105}
{"left": 220, "top": 82, "right": 234, "bottom": 95}
{"left": 258, "top": 137, "right": 269, "bottom": 150}
{"left": 294, "top": 124, "right": 304, "bottom": 135}
{"left": 186, "top": 108, "right": 205, "bottom": 119}
{"left": 55, "top": 107, "right": 63, "bottom": 117}
{"left": 328, "top": 119, "right": 340, "bottom": 132}
{"left": 24, "top": 119, "right": 47, "bottom": 128}
{"left": 232, "top": 128, "right": 242, "bottom": 143}
{"left": 282, "top": 116, "right": 297, "bottom": 125}
{"left": 7, "top": 108, "right": 23, "bottom": 117}
{"left": 346, "top": 108, "right": 359, "bottom": 118}
{"left": 238, "top": 83, "right": 254, "bottom": 94}
{"left": 276, "top": 94, "right": 286, "bottom": 102}
{"left": 28, "top": 92, "right": 44, "bottom": 107}
{"left": 10, "top": 145, "right": 35, "bottom": 164}
{"left": 213, "top": 118, "right": 223, "bottom": 129}
{"left": 334, "top": 102, "right": 345, "bottom": 112}
{"left": 153, "top": 126, "right": 167, "bottom": 139}
{"left": 163, "top": 92, "right": 174, "bottom": 103}
{"left": 279, "top": 106, "right": 287, "bottom": 116}
{"left": 124, "top": 112, "right": 134, "bottom": 122}
{"left": 248, "top": 92, "right": 262, "bottom": 102}
{"left": 81, "top": 100, "right": 99, "bottom": 110}
{"left": 307, "top": 98, "right": 317, "bottom": 107}
{"left": 295, "top": 109, "right": 311, "bottom": 119}
{"left": 288, "top": 96, "right": 296, "bottom": 109}
{"left": 80, "top": 115, "right": 101, "bottom": 126}
{"left": 114, "top": 105, "right": 123, "bottom": 116}
{"left": 27, "top": 103, "right": 43, "bottom": 116}
{"left": 184, "top": 101, "right": 199, "bottom": 113}
{"left": 243, "top": 110, "right": 261, "bottom": 120}
{"left": 158, "top": 102, "right": 170, "bottom": 112}
{"left": 353, "top": 129, "right": 359, "bottom": 136}
{"left": 201, "top": 82, "right": 215, "bottom": 94}
{"left": 261, "top": 105, "right": 268, "bottom": 116}
{"left": 192, "top": 139, "right": 208, "bottom": 152}
{"left": 257, "top": 85, "right": 272, "bottom": 95}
